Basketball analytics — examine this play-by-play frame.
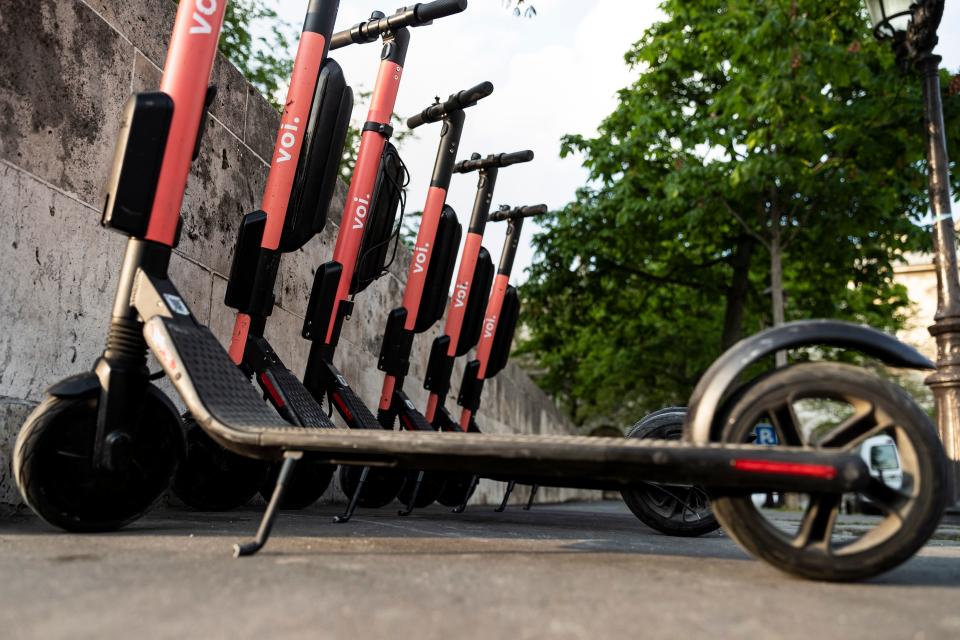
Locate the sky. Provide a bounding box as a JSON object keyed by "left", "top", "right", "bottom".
{"left": 269, "top": 0, "right": 960, "bottom": 284}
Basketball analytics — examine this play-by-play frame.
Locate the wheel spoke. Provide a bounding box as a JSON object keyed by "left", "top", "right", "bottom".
{"left": 860, "top": 478, "right": 911, "bottom": 523}
{"left": 640, "top": 483, "right": 703, "bottom": 520}
{"left": 793, "top": 493, "right": 841, "bottom": 550}
{"left": 817, "top": 404, "right": 884, "bottom": 449}
{"left": 769, "top": 400, "right": 804, "bottom": 446}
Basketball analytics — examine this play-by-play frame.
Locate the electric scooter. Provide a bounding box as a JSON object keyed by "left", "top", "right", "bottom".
{"left": 444, "top": 203, "right": 546, "bottom": 513}
{"left": 172, "top": 0, "right": 353, "bottom": 512}
{"left": 294, "top": 8, "right": 475, "bottom": 519}
{"left": 174, "top": 0, "right": 469, "bottom": 510}
{"left": 13, "top": 0, "right": 947, "bottom": 582}
{"left": 333, "top": 81, "right": 496, "bottom": 523}
{"left": 394, "top": 150, "right": 535, "bottom": 516}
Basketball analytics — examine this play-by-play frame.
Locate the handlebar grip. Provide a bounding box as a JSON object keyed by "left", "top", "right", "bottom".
{"left": 407, "top": 112, "right": 428, "bottom": 130}
{"left": 330, "top": 29, "right": 353, "bottom": 50}
{"left": 518, "top": 204, "right": 549, "bottom": 217}
{"left": 489, "top": 204, "right": 549, "bottom": 222}
{"left": 408, "top": 104, "right": 443, "bottom": 129}
{"left": 415, "top": 0, "right": 468, "bottom": 23}
{"left": 500, "top": 150, "right": 534, "bottom": 166}
{"left": 454, "top": 81, "right": 494, "bottom": 108}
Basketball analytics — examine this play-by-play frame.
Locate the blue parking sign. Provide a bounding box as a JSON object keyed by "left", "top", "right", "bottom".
{"left": 754, "top": 423, "right": 779, "bottom": 446}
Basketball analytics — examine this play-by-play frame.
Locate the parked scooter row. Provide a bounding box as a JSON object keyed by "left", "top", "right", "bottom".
{"left": 12, "top": 0, "right": 948, "bottom": 582}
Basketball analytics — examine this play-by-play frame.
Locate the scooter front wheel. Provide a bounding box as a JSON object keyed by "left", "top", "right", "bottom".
{"left": 14, "top": 385, "right": 183, "bottom": 532}
{"left": 172, "top": 416, "right": 268, "bottom": 511}
{"left": 397, "top": 470, "right": 446, "bottom": 509}
{"left": 710, "top": 362, "right": 946, "bottom": 581}
{"left": 620, "top": 409, "right": 720, "bottom": 537}
{"left": 338, "top": 465, "right": 403, "bottom": 508}
{"left": 437, "top": 473, "right": 477, "bottom": 508}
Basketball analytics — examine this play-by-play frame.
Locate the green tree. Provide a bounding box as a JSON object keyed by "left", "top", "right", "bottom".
{"left": 219, "top": 0, "right": 295, "bottom": 109}
{"left": 520, "top": 0, "right": 960, "bottom": 427}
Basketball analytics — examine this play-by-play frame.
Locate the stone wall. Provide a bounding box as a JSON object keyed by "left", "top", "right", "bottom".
{"left": 0, "top": 0, "right": 590, "bottom": 514}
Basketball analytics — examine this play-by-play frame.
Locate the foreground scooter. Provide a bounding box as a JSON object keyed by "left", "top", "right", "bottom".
{"left": 12, "top": 0, "right": 947, "bottom": 582}
{"left": 333, "top": 82, "right": 496, "bottom": 523}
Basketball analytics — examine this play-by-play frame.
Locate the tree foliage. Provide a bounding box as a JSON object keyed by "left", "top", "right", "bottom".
{"left": 520, "top": 0, "right": 960, "bottom": 427}
{"left": 219, "top": 0, "right": 295, "bottom": 109}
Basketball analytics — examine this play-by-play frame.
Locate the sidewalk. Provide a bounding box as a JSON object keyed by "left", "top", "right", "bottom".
{"left": 1, "top": 501, "right": 959, "bottom": 639}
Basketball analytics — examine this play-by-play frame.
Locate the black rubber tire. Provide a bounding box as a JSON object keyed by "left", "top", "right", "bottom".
{"left": 260, "top": 459, "right": 335, "bottom": 510}
{"left": 338, "top": 465, "right": 403, "bottom": 509}
{"left": 711, "top": 362, "right": 947, "bottom": 582}
{"left": 172, "top": 415, "right": 267, "bottom": 511}
{"left": 397, "top": 471, "right": 446, "bottom": 509}
{"left": 437, "top": 473, "right": 477, "bottom": 508}
{"left": 620, "top": 409, "right": 721, "bottom": 537}
{"left": 14, "top": 386, "right": 184, "bottom": 532}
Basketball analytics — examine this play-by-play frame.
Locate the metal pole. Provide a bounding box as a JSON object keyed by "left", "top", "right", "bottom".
{"left": 917, "top": 53, "right": 960, "bottom": 506}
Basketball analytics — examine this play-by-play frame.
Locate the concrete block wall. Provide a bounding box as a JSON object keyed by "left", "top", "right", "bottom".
{"left": 0, "top": 0, "right": 592, "bottom": 514}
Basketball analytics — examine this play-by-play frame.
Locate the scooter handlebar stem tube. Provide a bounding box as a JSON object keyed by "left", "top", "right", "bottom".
{"left": 325, "top": 28, "right": 412, "bottom": 345}
{"left": 144, "top": 0, "right": 228, "bottom": 246}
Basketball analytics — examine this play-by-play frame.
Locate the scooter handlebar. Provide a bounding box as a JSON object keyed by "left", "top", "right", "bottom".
{"left": 488, "top": 204, "right": 549, "bottom": 222}
{"left": 500, "top": 149, "right": 535, "bottom": 166}
{"left": 407, "top": 81, "right": 494, "bottom": 129}
{"left": 453, "top": 149, "right": 534, "bottom": 173}
{"left": 416, "top": 0, "right": 469, "bottom": 23}
{"left": 330, "top": 0, "right": 468, "bottom": 50}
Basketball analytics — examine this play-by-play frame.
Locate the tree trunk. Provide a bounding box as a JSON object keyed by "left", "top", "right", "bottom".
{"left": 721, "top": 235, "right": 755, "bottom": 349}
{"left": 769, "top": 222, "right": 787, "bottom": 367}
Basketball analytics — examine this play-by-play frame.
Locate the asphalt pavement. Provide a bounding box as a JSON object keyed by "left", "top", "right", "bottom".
{"left": 1, "top": 500, "right": 959, "bottom": 639}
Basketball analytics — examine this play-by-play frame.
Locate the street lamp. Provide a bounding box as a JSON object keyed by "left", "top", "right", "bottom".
{"left": 865, "top": 0, "right": 960, "bottom": 506}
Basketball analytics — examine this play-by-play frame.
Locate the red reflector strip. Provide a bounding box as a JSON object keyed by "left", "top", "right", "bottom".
{"left": 732, "top": 459, "right": 837, "bottom": 480}
{"left": 331, "top": 393, "right": 354, "bottom": 423}
{"left": 259, "top": 373, "right": 285, "bottom": 408}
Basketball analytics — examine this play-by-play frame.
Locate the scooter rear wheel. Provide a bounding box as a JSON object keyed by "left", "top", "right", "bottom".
{"left": 710, "top": 362, "right": 946, "bottom": 581}
{"left": 338, "top": 465, "right": 403, "bottom": 509}
{"left": 437, "top": 473, "right": 477, "bottom": 508}
{"left": 172, "top": 416, "right": 267, "bottom": 511}
{"left": 620, "top": 409, "right": 720, "bottom": 537}
{"left": 259, "top": 459, "right": 335, "bottom": 510}
{"left": 397, "top": 471, "right": 446, "bottom": 509}
{"left": 14, "top": 386, "right": 183, "bottom": 532}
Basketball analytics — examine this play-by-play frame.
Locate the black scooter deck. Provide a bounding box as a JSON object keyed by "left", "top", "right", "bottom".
{"left": 144, "top": 315, "right": 870, "bottom": 495}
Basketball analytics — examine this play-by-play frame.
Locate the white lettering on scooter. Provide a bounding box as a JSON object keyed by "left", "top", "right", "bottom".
{"left": 190, "top": 0, "right": 217, "bottom": 34}
{"left": 453, "top": 281, "right": 469, "bottom": 308}
{"left": 276, "top": 117, "right": 301, "bottom": 163}
{"left": 412, "top": 242, "right": 430, "bottom": 274}
{"left": 483, "top": 314, "right": 498, "bottom": 338}
{"left": 351, "top": 196, "right": 370, "bottom": 229}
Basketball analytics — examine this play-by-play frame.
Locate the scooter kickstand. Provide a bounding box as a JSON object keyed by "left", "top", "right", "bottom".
{"left": 334, "top": 466, "right": 369, "bottom": 523}
{"left": 234, "top": 452, "right": 302, "bottom": 558}
{"left": 452, "top": 475, "right": 479, "bottom": 513}
{"left": 495, "top": 480, "right": 516, "bottom": 512}
{"left": 523, "top": 484, "right": 538, "bottom": 511}
{"left": 398, "top": 471, "right": 425, "bottom": 516}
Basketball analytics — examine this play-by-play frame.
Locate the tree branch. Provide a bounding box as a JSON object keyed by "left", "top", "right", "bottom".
{"left": 723, "top": 199, "right": 771, "bottom": 249}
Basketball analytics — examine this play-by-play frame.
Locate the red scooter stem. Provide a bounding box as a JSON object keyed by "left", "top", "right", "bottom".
{"left": 144, "top": 0, "right": 227, "bottom": 246}
{"left": 325, "top": 55, "right": 404, "bottom": 344}
{"left": 458, "top": 207, "right": 544, "bottom": 429}
{"left": 226, "top": 1, "right": 339, "bottom": 364}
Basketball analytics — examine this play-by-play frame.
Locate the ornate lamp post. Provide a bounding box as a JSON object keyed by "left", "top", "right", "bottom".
{"left": 866, "top": 0, "right": 960, "bottom": 506}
